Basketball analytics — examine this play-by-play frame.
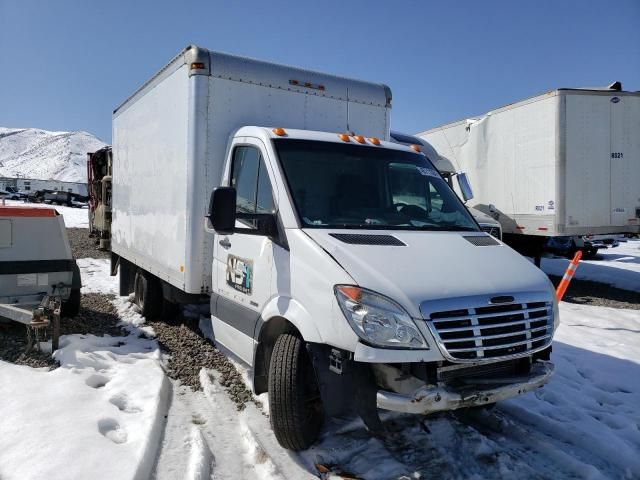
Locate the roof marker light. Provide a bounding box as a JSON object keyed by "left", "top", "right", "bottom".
{"left": 410, "top": 144, "right": 422, "bottom": 153}
{"left": 190, "top": 62, "right": 205, "bottom": 70}
{"left": 272, "top": 128, "right": 287, "bottom": 136}
{"left": 338, "top": 133, "right": 351, "bottom": 142}
{"left": 354, "top": 135, "right": 366, "bottom": 144}
{"left": 368, "top": 137, "right": 381, "bottom": 145}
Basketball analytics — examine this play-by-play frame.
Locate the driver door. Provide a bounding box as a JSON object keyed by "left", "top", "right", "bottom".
{"left": 211, "top": 139, "right": 276, "bottom": 365}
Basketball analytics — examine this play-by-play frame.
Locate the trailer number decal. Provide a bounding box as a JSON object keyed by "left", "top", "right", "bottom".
{"left": 226, "top": 255, "right": 253, "bottom": 295}
{"left": 611, "top": 152, "right": 623, "bottom": 159}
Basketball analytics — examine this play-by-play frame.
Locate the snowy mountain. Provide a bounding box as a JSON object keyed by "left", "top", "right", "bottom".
{"left": 0, "top": 127, "right": 106, "bottom": 183}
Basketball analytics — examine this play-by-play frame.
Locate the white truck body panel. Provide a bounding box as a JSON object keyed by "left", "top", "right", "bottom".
{"left": 112, "top": 46, "right": 391, "bottom": 294}
{"left": 418, "top": 90, "right": 640, "bottom": 237}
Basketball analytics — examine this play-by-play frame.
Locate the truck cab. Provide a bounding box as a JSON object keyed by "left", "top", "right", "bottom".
{"left": 206, "top": 127, "right": 555, "bottom": 449}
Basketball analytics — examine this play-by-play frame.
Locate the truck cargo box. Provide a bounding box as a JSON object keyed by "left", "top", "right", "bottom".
{"left": 417, "top": 89, "right": 640, "bottom": 237}
{"left": 111, "top": 45, "right": 392, "bottom": 294}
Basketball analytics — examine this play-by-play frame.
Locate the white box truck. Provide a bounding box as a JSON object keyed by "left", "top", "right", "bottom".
{"left": 417, "top": 87, "right": 640, "bottom": 258}
{"left": 111, "top": 45, "right": 557, "bottom": 450}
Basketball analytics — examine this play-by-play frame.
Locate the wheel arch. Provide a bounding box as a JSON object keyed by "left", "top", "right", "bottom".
{"left": 252, "top": 297, "right": 322, "bottom": 395}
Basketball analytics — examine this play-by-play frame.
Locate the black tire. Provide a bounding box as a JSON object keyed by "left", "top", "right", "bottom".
{"left": 268, "top": 333, "right": 324, "bottom": 450}
{"left": 134, "top": 270, "right": 162, "bottom": 319}
{"left": 61, "top": 288, "right": 81, "bottom": 317}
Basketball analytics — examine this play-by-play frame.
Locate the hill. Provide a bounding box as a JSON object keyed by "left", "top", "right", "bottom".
{"left": 0, "top": 127, "right": 106, "bottom": 183}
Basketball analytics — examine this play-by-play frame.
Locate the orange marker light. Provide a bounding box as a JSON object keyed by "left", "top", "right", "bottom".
{"left": 410, "top": 144, "right": 422, "bottom": 153}
{"left": 272, "top": 128, "right": 286, "bottom": 136}
{"left": 190, "top": 62, "right": 205, "bottom": 70}
{"left": 354, "top": 135, "right": 366, "bottom": 144}
{"left": 338, "top": 133, "right": 351, "bottom": 142}
{"left": 368, "top": 137, "right": 381, "bottom": 145}
{"left": 337, "top": 286, "right": 362, "bottom": 302}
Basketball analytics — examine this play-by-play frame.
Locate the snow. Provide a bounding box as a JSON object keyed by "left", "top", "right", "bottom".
{"left": 1, "top": 223, "right": 639, "bottom": 478}
{"left": 2, "top": 199, "right": 89, "bottom": 228}
{"left": 78, "top": 258, "right": 117, "bottom": 295}
{"left": 541, "top": 239, "right": 640, "bottom": 291}
{"left": 0, "top": 127, "right": 105, "bottom": 183}
{"left": 0, "top": 323, "right": 169, "bottom": 480}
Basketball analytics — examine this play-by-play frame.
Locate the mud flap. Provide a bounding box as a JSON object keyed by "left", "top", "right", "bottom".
{"left": 306, "top": 344, "right": 385, "bottom": 437}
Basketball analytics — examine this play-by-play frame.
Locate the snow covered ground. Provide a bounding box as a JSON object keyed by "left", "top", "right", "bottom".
{"left": 2, "top": 199, "right": 89, "bottom": 228}
{"left": 0, "top": 229, "right": 638, "bottom": 479}
{"left": 0, "top": 300, "right": 168, "bottom": 480}
{"left": 541, "top": 239, "right": 640, "bottom": 292}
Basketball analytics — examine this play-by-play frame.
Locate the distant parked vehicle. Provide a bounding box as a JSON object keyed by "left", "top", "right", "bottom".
{"left": 44, "top": 191, "right": 74, "bottom": 206}
{"left": 26, "top": 190, "right": 47, "bottom": 203}
{"left": 4, "top": 186, "right": 26, "bottom": 200}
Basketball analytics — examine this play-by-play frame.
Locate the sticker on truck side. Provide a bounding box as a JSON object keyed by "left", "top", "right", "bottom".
{"left": 226, "top": 255, "right": 253, "bottom": 295}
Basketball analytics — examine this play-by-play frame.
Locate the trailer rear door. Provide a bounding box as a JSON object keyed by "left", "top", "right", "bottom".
{"left": 564, "top": 94, "right": 612, "bottom": 230}
{"left": 610, "top": 94, "right": 640, "bottom": 227}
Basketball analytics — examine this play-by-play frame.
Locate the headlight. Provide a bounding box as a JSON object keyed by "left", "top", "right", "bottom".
{"left": 334, "top": 285, "right": 428, "bottom": 349}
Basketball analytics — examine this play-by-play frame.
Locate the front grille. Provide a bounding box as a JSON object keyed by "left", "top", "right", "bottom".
{"left": 427, "top": 301, "right": 553, "bottom": 361}
{"left": 480, "top": 225, "right": 501, "bottom": 239}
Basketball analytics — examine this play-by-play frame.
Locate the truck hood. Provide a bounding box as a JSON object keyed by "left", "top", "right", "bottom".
{"left": 303, "top": 229, "right": 554, "bottom": 318}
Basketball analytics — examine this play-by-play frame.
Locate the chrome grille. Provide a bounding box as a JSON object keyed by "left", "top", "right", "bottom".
{"left": 480, "top": 225, "right": 501, "bottom": 239}
{"left": 427, "top": 302, "right": 553, "bottom": 361}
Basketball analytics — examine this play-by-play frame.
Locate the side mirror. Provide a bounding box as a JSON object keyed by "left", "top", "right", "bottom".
{"left": 208, "top": 187, "right": 236, "bottom": 235}
{"left": 456, "top": 172, "right": 474, "bottom": 202}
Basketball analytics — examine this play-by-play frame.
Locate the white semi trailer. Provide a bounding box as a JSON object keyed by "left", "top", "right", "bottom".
{"left": 417, "top": 86, "right": 640, "bottom": 259}
{"left": 111, "top": 45, "right": 557, "bottom": 450}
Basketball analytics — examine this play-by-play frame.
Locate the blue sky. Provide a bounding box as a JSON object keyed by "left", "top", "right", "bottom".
{"left": 1, "top": 0, "right": 638, "bottom": 143}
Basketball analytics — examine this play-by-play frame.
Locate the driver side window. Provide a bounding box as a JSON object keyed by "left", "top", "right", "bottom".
{"left": 230, "top": 146, "right": 275, "bottom": 226}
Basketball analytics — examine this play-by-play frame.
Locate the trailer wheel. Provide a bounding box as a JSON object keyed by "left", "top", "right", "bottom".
{"left": 134, "top": 270, "right": 162, "bottom": 319}
{"left": 61, "top": 288, "right": 81, "bottom": 317}
{"left": 268, "top": 333, "right": 324, "bottom": 450}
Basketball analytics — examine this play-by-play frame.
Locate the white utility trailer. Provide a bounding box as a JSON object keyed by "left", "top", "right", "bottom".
{"left": 0, "top": 206, "right": 81, "bottom": 351}
{"left": 418, "top": 87, "right": 640, "bottom": 249}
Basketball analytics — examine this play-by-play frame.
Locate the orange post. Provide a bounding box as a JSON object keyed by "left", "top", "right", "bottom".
{"left": 556, "top": 250, "right": 582, "bottom": 301}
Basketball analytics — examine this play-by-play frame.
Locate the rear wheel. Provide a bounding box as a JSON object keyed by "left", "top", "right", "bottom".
{"left": 268, "top": 333, "right": 324, "bottom": 450}
{"left": 134, "top": 270, "right": 162, "bottom": 319}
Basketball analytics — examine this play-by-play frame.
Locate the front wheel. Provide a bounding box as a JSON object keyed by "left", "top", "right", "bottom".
{"left": 268, "top": 333, "right": 324, "bottom": 450}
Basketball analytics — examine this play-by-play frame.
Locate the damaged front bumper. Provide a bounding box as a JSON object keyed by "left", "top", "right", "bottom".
{"left": 376, "top": 361, "right": 554, "bottom": 415}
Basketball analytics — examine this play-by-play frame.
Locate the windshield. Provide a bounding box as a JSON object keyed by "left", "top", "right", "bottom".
{"left": 274, "top": 139, "right": 478, "bottom": 231}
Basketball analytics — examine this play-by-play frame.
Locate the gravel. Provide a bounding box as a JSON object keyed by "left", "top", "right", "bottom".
{"left": 147, "top": 316, "right": 260, "bottom": 411}
{"left": 0, "top": 293, "right": 124, "bottom": 369}
{"left": 66, "top": 228, "right": 109, "bottom": 259}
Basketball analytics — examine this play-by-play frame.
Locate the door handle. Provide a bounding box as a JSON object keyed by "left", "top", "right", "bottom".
{"left": 219, "top": 237, "right": 231, "bottom": 249}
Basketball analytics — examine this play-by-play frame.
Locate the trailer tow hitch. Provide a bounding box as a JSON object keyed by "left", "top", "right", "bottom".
{"left": 25, "top": 295, "right": 62, "bottom": 353}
